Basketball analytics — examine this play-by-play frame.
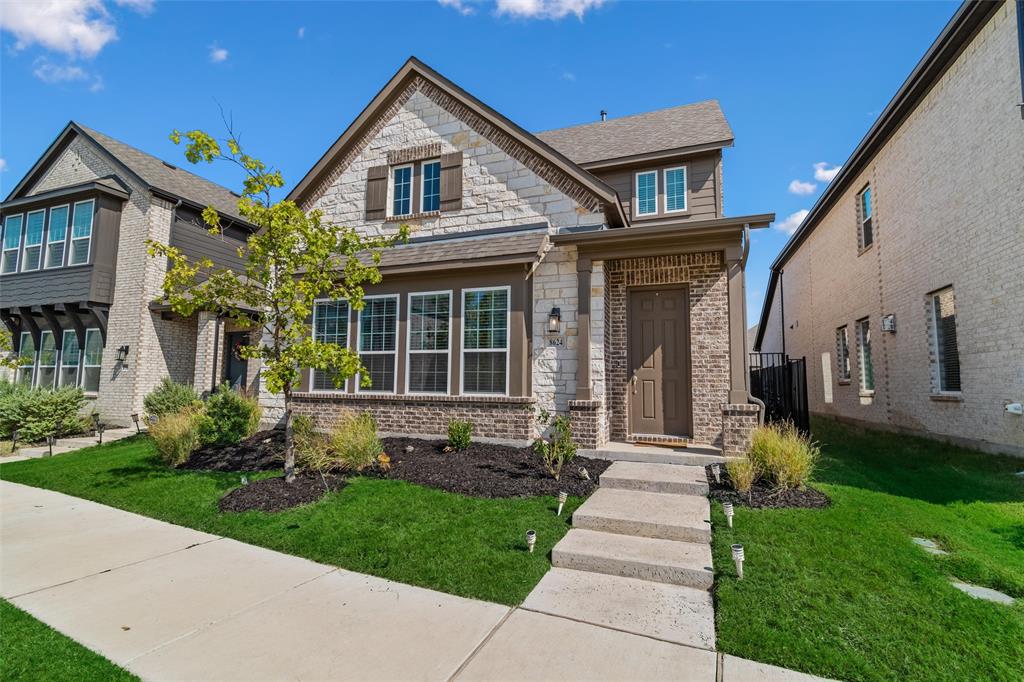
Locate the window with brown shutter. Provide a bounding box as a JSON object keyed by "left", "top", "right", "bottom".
{"left": 365, "top": 165, "right": 388, "bottom": 220}
{"left": 440, "top": 151, "right": 463, "bottom": 212}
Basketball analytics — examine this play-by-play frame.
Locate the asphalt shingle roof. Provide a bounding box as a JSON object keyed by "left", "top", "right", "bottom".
{"left": 77, "top": 124, "right": 247, "bottom": 223}
{"left": 534, "top": 100, "right": 733, "bottom": 165}
{"left": 361, "top": 230, "right": 548, "bottom": 271}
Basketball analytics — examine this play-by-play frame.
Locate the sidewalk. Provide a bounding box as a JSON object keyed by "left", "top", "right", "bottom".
{"left": 1, "top": 481, "right": 829, "bottom": 681}
{"left": 3, "top": 427, "right": 137, "bottom": 463}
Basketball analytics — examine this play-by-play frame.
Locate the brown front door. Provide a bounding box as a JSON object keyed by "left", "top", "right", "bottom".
{"left": 628, "top": 286, "right": 692, "bottom": 437}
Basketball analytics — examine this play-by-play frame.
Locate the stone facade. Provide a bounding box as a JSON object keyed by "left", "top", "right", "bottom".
{"left": 758, "top": 2, "right": 1024, "bottom": 456}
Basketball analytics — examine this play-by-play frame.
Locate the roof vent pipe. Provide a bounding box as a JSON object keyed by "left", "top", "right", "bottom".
{"left": 600, "top": 110, "right": 607, "bottom": 122}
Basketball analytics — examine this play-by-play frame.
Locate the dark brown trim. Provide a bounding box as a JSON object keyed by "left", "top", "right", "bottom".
{"left": 578, "top": 139, "right": 734, "bottom": 172}
{"left": 59, "top": 303, "right": 87, "bottom": 349}
{"left": 17, "top": 308, "right": 41, "bottom": 349}
{"left": 0, "top": 180, "right": 129, "bottom": 211}
{"left": 38, "top": 306, "right": 64, "bottom": 351}
{"left": 552, "top": 213, "right": 773, "bottom": 248}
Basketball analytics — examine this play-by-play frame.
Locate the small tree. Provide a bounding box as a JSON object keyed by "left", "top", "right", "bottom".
{"left": 148, "top": 127, "right": 406, "bottom": 482}
{"left": 0, "top": 328, "right": 29, "bottom": 372}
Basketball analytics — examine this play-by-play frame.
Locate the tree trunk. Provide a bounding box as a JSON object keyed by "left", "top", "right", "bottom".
{"left": 283, "top": 386, "right": 296, "bottom": 483}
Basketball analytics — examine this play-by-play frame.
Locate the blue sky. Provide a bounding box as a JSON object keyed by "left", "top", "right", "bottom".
{"left": 0, "top": 0, "right": 959, "bottom": 322}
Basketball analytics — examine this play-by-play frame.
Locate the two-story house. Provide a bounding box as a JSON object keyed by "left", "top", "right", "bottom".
{"left": 1, "top": 123, "right": 259, "bottom": 425}
{"left": 755, "top": 0, "right": 1024, "bottom": 456}
{"left": 265, "top": 58, "right": 773, "bottom": 455}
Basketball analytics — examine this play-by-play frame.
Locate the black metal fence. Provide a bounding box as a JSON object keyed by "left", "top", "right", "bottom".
{"left": 749, "top": 353, "right": 810, "bottom": 435}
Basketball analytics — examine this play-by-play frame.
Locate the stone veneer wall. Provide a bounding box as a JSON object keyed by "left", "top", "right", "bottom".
{"left": 290, "top": 394, "right": 536, "bottom": 441}
{"left": 604, "top": 252, "right": 730, "bottom": 446}
{"left": 721, "top": 403, "right": 760, "bottom": 457}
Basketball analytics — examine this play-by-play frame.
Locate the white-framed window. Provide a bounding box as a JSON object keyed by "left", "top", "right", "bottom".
{"left": 835, "top": 326, "right": 850, "bottom": 382}
{"left": 21, "top": 209, "right": 45, "bottom": 272}
{"left": 391, "top": 164, "right": 413, "bottom": 217}
{"left": 2, "top": 213, "right": 23, "bottom": 274}
{"left": 81, "top": 328, "right": 103, "bottom": 395}
{"left": 462, "top": 286, "right": 509, "bottom": 395}
{"left": 69, "top": 200, "right": 94, "bottom": 265}
{"left": 46, "top": 204, "right": 69, "bottom": 269}
{"left": 59, "top": 330, "right": 81, "bottom": 387}
{"left": 16, "top": 332, "right": 35, "bottom": 387}
{"left": 420, "top": 160, "right": 441, "bottom": 213}
{"left": 664, "top": 166, "right": 687, "bottom": 213}
{"left": 310, "top": 299, "right": 350, "bottom": 392}
{"left": 357, "top": 295, "right": 398, "bottom": 393}
{"left": 929, "top": 287, "right": 961, "bottom": 393}
{"left": 856, "top": 318, "right": 874, "bottom": 392}
{"left": 407, "top": 291, "right": 451, "bottom": 394}
{"left": 858, "top": 185, "right": 873, "bottom": 250}
{"left": 635, "top": 171, "right": 658, "bottom": 216}
{"left": 36, "top": 331, "right": 57, "bottom": 389}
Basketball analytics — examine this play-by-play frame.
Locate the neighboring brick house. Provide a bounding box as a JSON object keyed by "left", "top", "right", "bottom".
{"left": 265, "top": 58, "right": 773, "bottom": 454}
{"left": 755, "top": 1, "right": 1024, "bottom": 456}
{"left": 1, "top": 123, "right": 259, "bottom": 425}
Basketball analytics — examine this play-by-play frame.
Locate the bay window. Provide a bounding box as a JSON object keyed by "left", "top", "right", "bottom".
{"left": 60, "top": 330, "right": 81, "bottom": 387}
{"left": 22, "top": 210, "right": 45, "bottom": 271}
{"left": 358, "top": 295, "right": 398, "bottom": 392}
{"left": 462, "top": 287, "right": 509, "bottom": 395}
{"left": 69, "top": 200, "right": 94, "bottom": 265}
{"left": 407, "top": 291, "right": 450, "bottom": 394}
{"left": 2, "top": 214, "right": 22, "bottom": 274}
{"left": 46, "top": 205, "right": 69, "bottom": 268}
{"left": 36, "top": 331, "right": 57, "bottom": 389}
{"left": 311, "top": 299, "right": 349, "bottom": 391}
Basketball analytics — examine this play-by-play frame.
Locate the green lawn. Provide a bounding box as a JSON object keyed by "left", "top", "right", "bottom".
{"left": 712, "top": 417, "right": 1024, "bottom": 682}
{"left": 0, "top": 599, "right": 137, "bottom": 681}
{"left": 0, "top": 436, "right": 577, "bottom": 606}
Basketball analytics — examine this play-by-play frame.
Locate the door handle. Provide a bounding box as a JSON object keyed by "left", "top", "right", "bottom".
{"left": 630, "top": 375, "right": 637, "bottom": 392}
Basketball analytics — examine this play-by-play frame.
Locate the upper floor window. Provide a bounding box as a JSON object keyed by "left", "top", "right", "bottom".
{"left": 311, "top": 299, "right": 349, "bottom": 391}
{"left": 835, "top": 326, "right": 850, "bottom": 382}
{"left": 664, "top": 167, "right": 687, "bottom": 213}
{"left": 421, "top": 160, "right": 441, "bottom": 213}
{"left": 358, "top": 295, "right": 398, "bottom": 393}
{"left": 929, "top": 287, "right": 961, "bottom": 393}
{"left": 2, "top": 214, "right": 23, "bottom": 274}
{"left": 635, "top": 171, "right": 658, "bottom": 216}
{"left": 392, "top": 165, "right": 413, "bottom": 217}
{"left": 858, "top": 185, "right": 873, "bottom": 250}
{"left": 856, "top": 317, "right": 874, "bottom": 392}
{"left": 22, "top": 210, "right": 45, "bottom": 271}
{"left": 463, "top": 287, "right": 509, "bottom": 395}
{"left": 408, "top": 291, "right": 450, "bottom": 394}
{"left": 70, "top": 200, "right": 94, "bottom": 265}
{"left": 46, "top": 205, "right": 69, "bottom": 269}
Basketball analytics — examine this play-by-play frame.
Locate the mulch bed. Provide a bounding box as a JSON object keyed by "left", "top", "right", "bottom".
{"left": 218, "top": 472, "right": 345, "bottom": 513}
{"left": 705, "top": 464, "right": 831, "bottom": 509}
{"left": 179, "top": 430, "right": 285, "bottom": 472}
{"left": 379, "top": 437, "right": 610, "bottom": 498}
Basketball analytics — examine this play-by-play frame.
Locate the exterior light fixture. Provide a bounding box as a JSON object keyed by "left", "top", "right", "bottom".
{"left": 116, "top": 345, "right": 130, "bottom": 363}
{"left": 732, "top": 544, "right": 745, "bottom": 579}
{"left": 46, "top": 434, "right": 56, "bottom": 457}
{"left": 92, "top": 413, "right": 101, "bottom": 434}
{"left": 723, "top": 502, "right": 735, "bottom": 528}
{"left": 711, "top": 463, "right": 721, "bottom": 484}
{"left": 131, "top": 413, "right": 140, "bottom": 434}
{"left": 578, "top": 466, "right": 590, "bottom": 481}
{"left": 548, "top": 307, "right": 561, "bottom": 333}
{"left": 11, "top": 429, "right": 19, "bottom": 450}
{"left": 96, "top": 423, "right": 106, "bottom": 445}
{"left": 557, "top": 491, "right": 568, "bottom": 516}
{"left": 526, "top": 529, "right": 537, "bottom": 553}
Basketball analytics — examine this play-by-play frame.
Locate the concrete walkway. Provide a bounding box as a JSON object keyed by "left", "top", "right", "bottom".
{"left": 3, "top": 427, "right": 138, "bottom": 463}
{"left": 1, "top": 480, "right": 830, "bottom": 681}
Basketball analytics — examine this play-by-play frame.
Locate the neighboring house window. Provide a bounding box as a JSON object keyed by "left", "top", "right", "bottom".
{"left": 21, "top": 210, "right": 45, "bottom": 271}
{"left": 858, "top": 185, "right": 873, "bottom": 250}
{"left": 929, "top": 287, "right": 961, "bottom": 393}
{"left": 391, "top": 165, "right": 413, "bottom": 217}
{"left": 421, "top": 160, "right": 441, "bottom": 213}
{"left": 69, "top": 200, "right": 94, "bottom": 265}
{"left": 407, "top": 291, "right": 450, "bottom": 394}
{"left": 463, "top": 287, "right": 509, "bottom": 395}
{"left": 36, "top": 331, "right": 57, "bottom": 389}
{"left": 81, "top": 329, "right": 103, "bottom": 394}
{"left": 311, "top": 299, "right": 349, "bottom": 391}
{"left": 16, "top": 332, "right": 35, "bottom": 387}
{"left": 664, "top": 166, "right": 687, "bottom": 213}
{"left": 635, "top": 171, "right": 658, "bottom": 216}
{"left": 46, "top": 205, "right": 69, "bottom": 269}
{"left": 856, "top": 318, "right": 874, "bottom": 392}
{"left": 358, "top": 295, "right": 398, "bottom": 393}
{"left": 2, "top": 214, "right": 23, "bottom": 274}
{"left": 60, "top": 330, "right": 81, "bottom": 387}
{"left": 836, "top": 326, "right": 850, "bottom": 382}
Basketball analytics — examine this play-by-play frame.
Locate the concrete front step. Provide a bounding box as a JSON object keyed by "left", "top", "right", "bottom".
{"left": 599, "top": 461, "right": 709, "bottom": 495}
{"left": 552, "top": 528, "right": 713, "bottom": 590}
{"left": 522, "top": 568, "right": 715, "bottom": 650}
{"left": 582, "top": 443, "right": 724, "bottom": 467}
{"left": 572, "top": 488, "right": 711, "bottom": 543}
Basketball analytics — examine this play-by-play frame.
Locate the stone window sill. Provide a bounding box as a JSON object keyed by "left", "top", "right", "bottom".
{"left": 838, "top": 379, "right": 851, "bottom": 386}
{"left": 929, "top": 393, "right": 963, "bottom": 403}
{"left": 385, "top": 211, "right": 441, "bottom": 223}
{"left": 857, "top": 243, "right": 874, "bottom": 257}
{"left": 858, "top": 390, "right": 875, "bottom": 398}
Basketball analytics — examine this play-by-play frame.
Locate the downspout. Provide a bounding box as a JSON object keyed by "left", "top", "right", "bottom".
{"left": 779, "top": 269, "right": 786, "bottom": 357}
{"left": 740, "top": 226, "right": 765, "bottom": 424}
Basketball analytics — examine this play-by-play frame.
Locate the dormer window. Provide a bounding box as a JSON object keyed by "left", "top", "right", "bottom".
{"left": 635, "top": 171, "right": 658, "bottom": 216}
{"left": 392, "top": 164, "right": 413, "bottom": 217}
{"left": 664, "top": 166, "right": 687, "bottom": 213}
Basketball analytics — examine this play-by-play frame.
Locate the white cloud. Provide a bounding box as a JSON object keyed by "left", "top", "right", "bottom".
{"left": 209, "top": 44, "right": 229, "bottom": 63}
{"left": 297, "top": 26, "right": 305, "bottom": 38}
{"left": 0, "top": 158, "right": 7, "bottom": 173}
{"left": 788, "top": 179, "right": 817, "bottom": 196}
{"left": 813, "top": 162, "right": 841, "bottom": 183}
{"left": 113, "top": 0, "right": 155, "bottom": 12}
{"left": 0, "top": 0, "right": 117, "bottom": 59}
{"left": 495, "top": 0, "right": 604, "bottom": 20}
{"left": 438, "top": 0, "right": 476, "bottom": 15}
{"left": 33, "top": 59, "right": 89, "bottom": 83}
{"left": 775, "top": 209, "right": 809, "bottom": 236}
{"left": 560, "top": 71, "right": 576, "bottom": 81}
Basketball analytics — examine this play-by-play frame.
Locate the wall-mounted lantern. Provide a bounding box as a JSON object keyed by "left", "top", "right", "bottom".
{"left": 548, "top": 307, "right": 562, "bottom": 333}
{"left": 116, "top": 345, "right": 130, "bottom": 363}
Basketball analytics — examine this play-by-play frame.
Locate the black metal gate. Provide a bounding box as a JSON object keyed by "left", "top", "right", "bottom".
{"left": 749, "top": 353, "right": 810, "bottom": 434}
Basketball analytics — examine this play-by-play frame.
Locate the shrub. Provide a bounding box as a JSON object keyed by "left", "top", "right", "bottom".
{"left": 0, "top": 381, "right": 87, "bottom": 443}
{"left": 150, "top": 410, "right": 202, "bottom": 466}
{"left": 727, "top": 457, "right": 759, "bottom": 496}
{"left": 197, "top": 383, "right": 261, "bottom": 445}
{"left": 329, "top": 411, "right": 383, "bottom": 472}
{"left": 294, "top": 415, "right": 333, "bottom": 473}
{"left": 533, "top": 415, "right": 577, "bottom": 481}
{"left": 447, "top": 418, "right": 473, "bottom": 451}
{"left": 747, "top": 421, "right": 820, "bottom": 490}
{"left": 144, "top": 378, "right": 201, "bottom": 418}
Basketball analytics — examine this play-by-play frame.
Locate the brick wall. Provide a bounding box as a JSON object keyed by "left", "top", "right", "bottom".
{"left": 721, "top": 403, "right": 759, "bottom": 457}
{"left": 568, "top": 399, "right": 604, "bottom": 449}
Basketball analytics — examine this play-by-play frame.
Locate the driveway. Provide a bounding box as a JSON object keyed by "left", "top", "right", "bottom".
{"left": 1, "top": 480, "right": 823, "bottom": 681}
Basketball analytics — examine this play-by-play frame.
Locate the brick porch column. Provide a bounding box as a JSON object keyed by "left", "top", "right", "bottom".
{"left": 726, "top": 251, "right": 748, "bottom": 404}
{"left": 576, "top": 256, "right": 592, "bottom": 400}
{"left": 193, "top": 311, "right": 222, "bottom": 396}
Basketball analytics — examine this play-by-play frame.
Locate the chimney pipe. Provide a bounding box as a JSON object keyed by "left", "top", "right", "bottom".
{"left": 600, "top": 110, "right": 607, "bottom": 122}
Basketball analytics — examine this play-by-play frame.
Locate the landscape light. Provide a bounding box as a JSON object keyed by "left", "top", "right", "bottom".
{"left": 723, "top": 502, "right": 734, "bottom": 528}
{"left": 96, "top": 423, "right": 106, "bottom": 445}
{"left": 526, "top": 530, "right": 537, "bottom": 553}
{"left": 712, "top": 463, "right": 721, "bottom": 484}
{"left": 557, "top": 491, "right": 568, "bottom": 516}
{"left": 131, "top": 413, "right": 140, "bottom": 434}
{"left": 11, "top": 429, "right": 19, "bottom": 450}
{"left": 46, "top": 434, "right": 56, "bottom": 457}
{"left": 732, "top": 544, "right": 745, "bottom": 579}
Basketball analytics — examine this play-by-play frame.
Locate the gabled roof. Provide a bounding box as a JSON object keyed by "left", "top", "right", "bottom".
{"left": 287, "top": 57, "right": 629, "bottom": 228}
{"left": 535, "top": 100, "right": 734, "bottom": 167}
{"left": 4, "top": 122, "right": 251, "bottom": 227}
